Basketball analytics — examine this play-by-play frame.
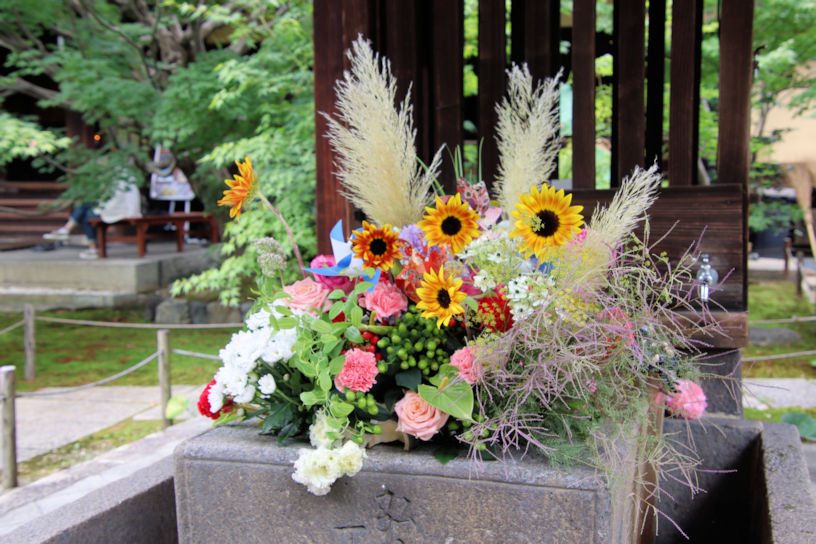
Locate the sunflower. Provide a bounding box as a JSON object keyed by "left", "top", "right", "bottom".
{"left": 510, "top": 184, "right": 584, "bottom": 258}
{"left": 352, "top": 221, "right": 403, "bottom": 271}
{"left": 417, "top": 193, "right": 481, "bottom": 254}
{"left": 416, "top": 265, "right": 467, "bottom": 328}
{"left": 217, "top": 156, "right": 257, "bottom": 221}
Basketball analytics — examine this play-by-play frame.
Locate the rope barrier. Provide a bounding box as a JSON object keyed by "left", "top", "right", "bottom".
{"left": 172, "top": 348, "right": 221, "bottom": 361}
{"left": 742, "top": 349, "right": 816, "bottom": 364}
{"left": 35, "top": 316, "right": 242, "bottom": 330}
{"left": 0, "top": 320, "right": 24, "bottom": 337}
{"left": 15, "top": 352, "right": 159, "bottom": 397}
{"left": 748, "top": 315, "right": 816, "bottom": 325}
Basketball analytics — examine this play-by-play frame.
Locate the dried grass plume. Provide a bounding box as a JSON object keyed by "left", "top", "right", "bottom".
{"left": 323, "top": 36, "right": 442, "bottom": 228}
{"left": 493, "top": 64, "right": 562, "bottom": 213}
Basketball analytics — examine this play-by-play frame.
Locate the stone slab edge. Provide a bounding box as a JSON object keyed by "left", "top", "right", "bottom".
{"left": 760, "top": 421, "right": 816, "bottom": 543}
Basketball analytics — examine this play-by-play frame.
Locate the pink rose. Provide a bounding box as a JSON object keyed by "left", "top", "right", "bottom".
{"left": 449, "top": 345, "right": 481, "bottom": 384}
{"left": 283, "top": 277, "right": 331, "bottom": 315}
{"left": 394, "top": 391, "right": 449, "bottom": 441}
{"left": 334, "top": 348, "right": 379, "bottom": 393}
{"left": 309, "top": 255, "right": 354, "bottom": 293}
{"left": 658, "top": 380, "right": 707, "bottom": 420}
{"left": 360, "top": 281, "right": 408, "bottom": 322}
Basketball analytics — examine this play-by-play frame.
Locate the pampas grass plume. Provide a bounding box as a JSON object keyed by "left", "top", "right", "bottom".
{"left": 493, "top": 64, "right": 562, "bottom": 214}
{"left": 323, "top": 36, "right": 441, "bottom": 228}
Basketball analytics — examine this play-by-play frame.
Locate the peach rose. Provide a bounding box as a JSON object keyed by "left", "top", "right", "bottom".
{"left": 283, "top": 277, "right": 331, "bottom": 315}
{"left": 449, "top": 345, "right": 481, "bottom": 384}
{"left": 360, "top": 281, "right": 408, "bottom": 322}
{"left": 394, "top": 391, "right": 449, "bottom": 441}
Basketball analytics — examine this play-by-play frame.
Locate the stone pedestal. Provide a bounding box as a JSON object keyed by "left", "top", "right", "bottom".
{"left": 175, "top": 425, "right": 642, "bottom": 543}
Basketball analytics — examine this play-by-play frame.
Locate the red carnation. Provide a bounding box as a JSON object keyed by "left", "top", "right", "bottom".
{"left": 197, "top": 379, "right": 234, "bottom": 420}
{"left": 477, "top": 292, "right": 514, "bottom": 332}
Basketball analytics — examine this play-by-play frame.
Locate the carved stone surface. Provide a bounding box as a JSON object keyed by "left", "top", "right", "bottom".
{"left": 175, "top": 425, "right": 628, "bottom": 543}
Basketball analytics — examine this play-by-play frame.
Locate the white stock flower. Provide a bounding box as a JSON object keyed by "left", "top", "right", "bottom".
{"left": 292, "top": 447, "right": 342, "bottom": 496}
{"left": 233, "top": 384, "right": 256, "bottom": 404}
{"left": 261, "top": 327, "right": 297, "bottom": 364}
{"left": 308, "top": 410, "right": 335, "bottom": 449}
{"left": 258, "top": 374, "right": 277, "bottom": 396}
{"left": 334, "top": 441, "right": 366, "bottom": 476}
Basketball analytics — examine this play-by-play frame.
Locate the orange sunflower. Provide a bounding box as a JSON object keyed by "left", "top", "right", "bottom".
{"left": 416, "top": 265, "right": 467, "bottom": 328}
{"left": 217, "top": 156, "right": 257, "bottom": 220}
{"left": 417, "top": 193, "right": 481, "bottom": 254}
{"left": 352, "top": 221, "right": 403, "bottom": 271}
{"left": 510, "top": 184, "right": 584, "bottom": 258}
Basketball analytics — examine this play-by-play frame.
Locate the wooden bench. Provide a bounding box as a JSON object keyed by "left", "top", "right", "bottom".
{"left": 88, "top": 212, "right": 218, "bottom": 258}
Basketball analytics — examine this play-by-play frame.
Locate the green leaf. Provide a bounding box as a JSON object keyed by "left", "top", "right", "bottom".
{"left": 384, "top": 388, "right": 402, "bottom": 412}
{"left": 463, "top": 296, "right": 479, "bottom": 312}
{"left": 276, "top": 317, "right": 298, "bottom": 329}
{"left": 261, "top": 403, "right": 296, "bottom": 433}
{"left": 418, "top": 382, "right": 474, "bottom": 421}
{"left": 274, "top": 305, "right": 292, "bottom": 315}
{"left": 328, "top": 289, "right": 346, "bottom": 300}
{"left": 311, "top": 319, "right": 333, "bottom": 334}
{"left": 329, "top": 301, "right": 345, "bottom": 320}
{"left": 318, "top": 369, "right": 332, "bottom": 392}
{"left": 330, "top": 399, "right": 355, "bottom": 418}
{"left": 294, "top": 357, "right": 316, "bottom": 377}
{"left": 300, "top": 389, "right": 324, "bottom": 407}
{"left": 350, "top": 305, "right": 363, "bottom": 327}
{"left": 352, "top": 281, "right": 374, "bottom": 296}
{"left": 433, "top": 445, "right": 461, "bottom": 465}
{"left": 213, "top": 410, "right": 240, "bottom": 426}
{"left": 276, "top": 421, "right": 301, "bottom": 445}
{"left": 395, "top": 369, "right": 422, "bottom": 391}
{"left": 344, "top": 325, "right": 364, "bottom": 344}
{"left": 781, "top": 412, "right": 816, "bottom": 441}
{"left": 329, "top": 355, "right": 346, "bottom": 374}
{"left": 164, "top": 394, "right": 188, "bottom": 420}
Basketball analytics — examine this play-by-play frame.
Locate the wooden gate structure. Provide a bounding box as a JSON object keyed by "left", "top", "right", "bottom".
{"left": 313, "top": 1, "right": 752, "bottom": 360}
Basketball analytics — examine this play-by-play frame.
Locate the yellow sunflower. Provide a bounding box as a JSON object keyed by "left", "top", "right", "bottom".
{"left": 352, "top": 221, "right": 403, "bottom": 271}
{"left": 416, "top": 265, "right": 467, "bottom": 328}
{"left": 510, "top": 185, "right": 584, "bottom": 258}
{"left": 417, "top": 193, "right": 481, "bottom": 254}
{"left": 217, "top": 156, "right": 257, "bottom": 221}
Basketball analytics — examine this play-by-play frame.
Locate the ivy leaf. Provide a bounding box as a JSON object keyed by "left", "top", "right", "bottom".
{"left": 433, "top": 445, "right": 461, "bottom": 465}
{"left": 261, "top": 403, "right": 296, "bottom": 433}
{"left": 781, "top": 412, "right": 816, "bottom": 441}
{"left": 418, "top": 381, "right": 474, "bottom": 421}
{"left": 395, "top": 369, "right": 422, "bottom": 391}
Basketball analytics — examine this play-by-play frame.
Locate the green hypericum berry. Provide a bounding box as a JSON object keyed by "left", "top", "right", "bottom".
{"left": 477, "top": 443, "right": 487, "bottom": 451}
{"left": 377, "top": 338, "right": 389, "bottom": 348}
{"left": 430, "top": 362, "right": 439, "bottom": 371}
{"left": 377, "top": 363, "right": 388, "bottom": 373}
{"left": 357, "top": 397, "right": 367, "bottom": 409}
{"left": 400, "top": 361, "right": 409, "bottom": 370}
{"left": 391, "top": 334, "right": 402, "bottom": 344}
{"left": 345, "top": 390, "right": 356, "bottom": 402}
{"left": 398, "top": 323, "right": 408, "bottom": 335}
{"left": 366, "top": 396, "right": 376, "bottom": 407}
{"left": 353, "top": 434, "right": 365, "bottom": 445}
{"left": 397, "top": 348, "right": 408, "bottom": 360}
{"left": 414, "top": 341, "right": 424, "bottom": 352}
{"left": 386, "top": 346, "right": 395, "bottom": 355}
{"left": 426, "top": 340, "right": 437, "bottom": 351}
{"left": 408, "top": 357, "right": 417, "bottom": 367}
{"left": 367, "top": 405, "right": 378, "bottom": 415}
{"left": 417, "top": 359, "right": 428, "bottom": 370}
{"left": 371, "top": 424, "right": 383, "bottom": 434}
{"left": 462, "top": 420, "right": 472, "bottom": 428}
{"left": 410, "top": 329, "right": 420, "bottom": 339}
{"left": 422, "top": 367, "right": 430, "bottom": 375}
{"left": 447, "top": 421, "right": 459, "bottom": 430}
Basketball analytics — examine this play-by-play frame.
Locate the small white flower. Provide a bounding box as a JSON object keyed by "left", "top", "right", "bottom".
{"left": 334, "top": 441, "right": 366, "bottom": 476}
{"left": 233, "top": 384, "right": 256, "bottom": 404}
{"left": 292, "top": 447, "right": 342, "bottom": 496}
{"left": 309, "top": 410, "right": 335, "bottom": 449}
{"left": 258, "top": 374, "right": 277, "bottom": 396}
{"left": 207, "top": 380, "right": 226, "bottom": 414}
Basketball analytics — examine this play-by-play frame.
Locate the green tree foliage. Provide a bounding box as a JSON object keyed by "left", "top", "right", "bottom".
{"left": 0, "top": 0, "right": 316, "bottom": 304}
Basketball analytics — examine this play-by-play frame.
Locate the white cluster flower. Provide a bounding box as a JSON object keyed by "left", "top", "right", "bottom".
{"left": 472, "top": 269, "right": 497, "bottom": 292}
{"left": 309, "top": 410, "right": 336, "bottom": 449}
{"left": 207, "top": 306, "right": 300, "bottom": 413}
{"left": 257, "top": 374, "right": 277, "bottom": 396}
{"left": 292, "top": 440, "right": 366, "bottom": 496}
{"left": 506, "top": 274, "right": 554, "bottom": 321}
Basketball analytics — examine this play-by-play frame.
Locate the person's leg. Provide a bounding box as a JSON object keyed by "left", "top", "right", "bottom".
{"left": 77, "top": 204, "right": 100, "bottom": 259}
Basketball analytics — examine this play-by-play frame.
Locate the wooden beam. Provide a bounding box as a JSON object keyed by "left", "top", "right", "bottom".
{"left": 645, "top": 0, "right": 666, "bottom": 169}
{"left": 431, "top": 1, "right": 464, "bottom": 194}
{"left": 478, "top": 0, "right": 506, "bottom": 193}
{"left": 717, "top": 0, "right": 754, "bottom": 312}
{"left": 313, "top": 0, "right": 372, "bottom": 254}
{"left": 611, "top": 0, "right": 646, "bottom": 186}
{"left": 571, "top": 1, "right": 596, "bottom": 190}
{"left": 668, "top": 0, "right": 703, "bottom": 186}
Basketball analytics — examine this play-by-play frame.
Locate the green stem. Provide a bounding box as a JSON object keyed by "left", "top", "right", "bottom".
{"left": 273, "top": 389, "right": 300, "bottom": 406}
{"left": 257, "top": 192, "right": 306, "bottom": 278}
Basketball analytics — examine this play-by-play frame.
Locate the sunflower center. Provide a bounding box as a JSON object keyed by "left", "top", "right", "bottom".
{"left": 532, "top": 210, "right": 560, "bottom": 238}
{"left": 441, "top": 216, "right": 462, "bottom": 236}
{"left": 369, "top": 238, "right": 388, "bottom": 256}
{"left": 436, "top": 289, "right": 451, "bottom": 309}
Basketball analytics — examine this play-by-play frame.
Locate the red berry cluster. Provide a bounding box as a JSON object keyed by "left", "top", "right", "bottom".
{"left": 476, "top": 293, "right": 514, "bottom": 332}
{"left": 340, "top": 330, "right": 383, "bottom": 362}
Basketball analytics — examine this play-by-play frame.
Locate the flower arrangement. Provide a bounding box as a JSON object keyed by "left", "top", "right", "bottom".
{"left": 200, "top": 37, "right": 713, "bottom": 500}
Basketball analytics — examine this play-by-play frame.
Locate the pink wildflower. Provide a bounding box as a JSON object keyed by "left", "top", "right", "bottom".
{"left": 449, "top": 345, "right": 482, "bottom": 384}
{"left": 660, "top": 380, "right": 707, "bottom": 419}
{"left": 334, "top": 348, "right": 379, "bottom": 393}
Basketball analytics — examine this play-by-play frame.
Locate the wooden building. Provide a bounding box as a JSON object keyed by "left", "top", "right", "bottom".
{"left": 312, "top": 0, "right": 753, "bottom": 329}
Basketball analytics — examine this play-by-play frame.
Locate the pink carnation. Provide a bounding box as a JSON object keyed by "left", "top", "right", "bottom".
{"left": 449, "top": 345, "right": 481, "bottom": 384}
{"left": 283, "top": 277, "right": 331, "bottom": 315}
{"left": 309, "top": 255, "right": 354, "bottom": 293}
{"left": 360, "top": 281, "right": 408, "bottom": 322}
{"left": 394, "top": 391, "right": 449, "bottom": 441}
{"left": 334, "top": 348, "right": 379, "bottom": 393}
{"left": 659, "top": 380, "right": 707, "bottom": 419}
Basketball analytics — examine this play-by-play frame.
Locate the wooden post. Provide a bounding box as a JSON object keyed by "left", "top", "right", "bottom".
{"left": 157, "top": 330, "right": 171, "bottom": 429}
{"left": 23, "top": 304, "right": 35, "bottom": 381}
{"left": 1, "top": 366, "right": 17, "bottom": 489}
